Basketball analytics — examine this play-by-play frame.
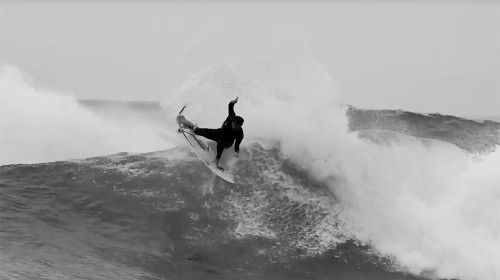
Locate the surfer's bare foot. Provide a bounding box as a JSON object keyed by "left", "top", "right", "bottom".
{"left": 212, "top": 159, "right": 223, "bottom": 171}
{"left": 178, "top": 116, "right": 196, "bottom": 130}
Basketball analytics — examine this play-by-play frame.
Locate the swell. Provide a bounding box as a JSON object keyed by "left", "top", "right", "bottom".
{"left": 346, "top": 106, "right": 500, "bottom": 153}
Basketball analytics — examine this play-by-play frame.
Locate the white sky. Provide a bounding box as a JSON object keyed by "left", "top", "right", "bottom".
{"left": 1, "top": 0, "right": 499, "bottom": 118}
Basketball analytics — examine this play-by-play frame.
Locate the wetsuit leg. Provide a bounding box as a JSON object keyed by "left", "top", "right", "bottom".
{"left": 193, "top": 128, "right": 221, "bottom": 142}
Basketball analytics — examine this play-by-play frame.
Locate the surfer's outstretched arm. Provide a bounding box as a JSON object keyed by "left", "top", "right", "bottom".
{"left": 228, "top": 97, "right": 238, "bottom": 116}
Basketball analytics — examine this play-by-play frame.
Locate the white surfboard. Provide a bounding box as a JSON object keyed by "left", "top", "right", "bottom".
{"left": 176, "top": 109, "right": 236, "bottom": 183}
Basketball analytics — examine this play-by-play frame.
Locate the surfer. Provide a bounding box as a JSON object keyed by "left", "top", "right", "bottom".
{"left": 178, "top": 97, "right": 244, "bottom": 170}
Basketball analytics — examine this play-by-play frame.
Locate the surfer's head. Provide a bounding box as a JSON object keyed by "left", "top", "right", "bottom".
{"left": 232, "top": 116, "right": 244, "bottom": 130}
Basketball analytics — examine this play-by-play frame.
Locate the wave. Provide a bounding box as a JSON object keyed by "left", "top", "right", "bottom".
{"left": 2, "top": 64, "right": 499, "bottom": 280}
{"left": 0, "top": 143, "right": 424, "bottom": 280}
{"left": 346, "top": 107, "right": 500, "bottom": 154}
{"left": 159, "top": 64, "right": 500, "bottom": 280}
{"left": 0, "top": 66, "right": 171, "bottom": 165}
{"left": 2, "top": 142, "right": 498, "bottom": 280}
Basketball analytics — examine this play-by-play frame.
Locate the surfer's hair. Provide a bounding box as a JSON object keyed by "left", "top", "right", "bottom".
{"left": 234, "top": 116, "right": 244, "bottom": 126}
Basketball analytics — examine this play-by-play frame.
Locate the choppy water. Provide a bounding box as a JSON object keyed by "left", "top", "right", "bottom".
{"left": 1, "top": 143, "right": 429, "bottom": 280}
{"left": 1, "top": 64, "right": 499, "bottom": 280}
{"left": 1, "top": 100, "right": 499, "bottom": 279}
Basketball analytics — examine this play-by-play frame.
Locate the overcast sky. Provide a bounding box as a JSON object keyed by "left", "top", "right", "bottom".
{"left": 1, "top": 0, "right": 499, "bottom": 118}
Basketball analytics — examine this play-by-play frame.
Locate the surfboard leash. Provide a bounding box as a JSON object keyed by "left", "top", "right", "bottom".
{"left": 180, "top": 129, "right": 209, "bottom": 152}
{"left": 187, "top": 132, "right": 209, "bottom": 151}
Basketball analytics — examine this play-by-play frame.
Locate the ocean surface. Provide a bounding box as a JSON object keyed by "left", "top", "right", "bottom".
{"left": 1, "top": 97, "right": 499, "bottom": 280}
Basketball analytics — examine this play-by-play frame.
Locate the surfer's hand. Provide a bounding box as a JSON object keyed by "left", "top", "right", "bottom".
{"left": 230, "top": 97, "right": 238, "bottom": 104}
{"left": 234, "top": 153, "right": 239, "bottom": 158}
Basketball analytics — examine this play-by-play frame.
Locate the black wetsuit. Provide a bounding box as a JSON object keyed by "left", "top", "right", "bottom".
{"left": 194, "top": 102, "right": 244, "bottom": 160}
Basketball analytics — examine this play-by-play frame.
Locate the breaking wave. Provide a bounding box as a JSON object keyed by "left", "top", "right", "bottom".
{"left": 0, "top": 66, "right": 170, "bottom": 165}
{"left": 1, "top": 63, "right": 499, "bottom": 280}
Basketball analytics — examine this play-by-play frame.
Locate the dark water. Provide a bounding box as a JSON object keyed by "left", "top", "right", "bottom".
{"left": 1, "top": 144, "right": 428, "bottom": 280}
{"left": 346, "top": 106, "right": 500, "bottom": 154}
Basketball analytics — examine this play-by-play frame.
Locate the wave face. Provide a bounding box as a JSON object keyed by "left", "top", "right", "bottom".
{"left": 2, "top": 64, "right": 500, "bottom": 280}
{"left": 1, "top": 144, "right": 425, "bottom": 280}
{"left": 1, "top": 142, "right": 499, "bottom": 280}
{"left": 346, "top": 107, "right": 500, "bottom": 154}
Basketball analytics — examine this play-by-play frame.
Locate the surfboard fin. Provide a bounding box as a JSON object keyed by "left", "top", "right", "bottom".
{"left": 178, "top": 105, "right": 186, "bottom": 115}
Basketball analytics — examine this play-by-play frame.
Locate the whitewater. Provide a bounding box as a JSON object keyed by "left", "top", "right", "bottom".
{"left": 1, "top": 65, "right": 499, "bottom": 280}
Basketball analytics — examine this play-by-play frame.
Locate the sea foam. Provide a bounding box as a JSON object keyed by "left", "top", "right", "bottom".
{"left": 0, "top": 66, "right": 171, "bottom": 165}
{"left": 162, "top": 61, "right": 500, "bottom": 280}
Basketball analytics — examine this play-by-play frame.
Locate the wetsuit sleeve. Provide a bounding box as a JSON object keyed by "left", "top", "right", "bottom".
{"left": 228, "top": 101, "right": 236, "bottom": 117}
{"left": 234, "top": 130, "right": 244, "bottom": 153}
